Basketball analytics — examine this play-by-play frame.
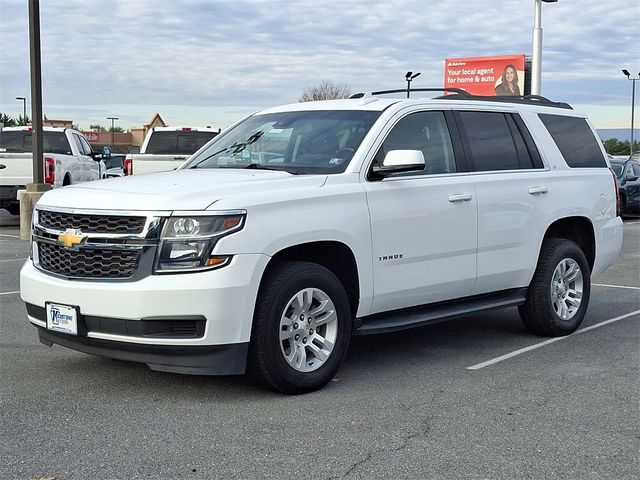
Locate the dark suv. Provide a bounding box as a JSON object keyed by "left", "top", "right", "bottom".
{"left": 610, "top": 157, "right": 640, "bottom": 216}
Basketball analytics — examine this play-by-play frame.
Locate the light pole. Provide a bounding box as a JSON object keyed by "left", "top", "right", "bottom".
{"left": 107, "top": 116, "right": 118, "bottom": 150}
{"left": 531, "top": 0, "right": 558, "bottom": 96}
{"left": 622, "top": 69, "right": 639, "bottom": 156}
{"left": 16, "top": 96, "right": 26, "bottom": 121}
{"left": 405, "top": 71, "right": 421, "bottom": 98}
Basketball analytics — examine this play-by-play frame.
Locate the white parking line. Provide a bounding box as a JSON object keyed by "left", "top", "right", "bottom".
{"left": 467, "top": 309, "right": 640, "bottom": 371}
{"left": 0, "top": 258, "right": 27, "bottom": 263}
{"left": 0, "top": 291, "right": 20, "bottom": 296}
{"left": 0, "top": 234, "right": 21, "bottom": 239}
{"left": 593, "top": 283, "right": 640, "bottom": 291}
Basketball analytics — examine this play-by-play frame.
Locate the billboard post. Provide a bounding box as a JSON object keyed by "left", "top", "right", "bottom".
{"left": 532, "top": 0, "right": 559, "bottom": 96}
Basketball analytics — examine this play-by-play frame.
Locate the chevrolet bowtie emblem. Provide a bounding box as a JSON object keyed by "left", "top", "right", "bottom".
{"left": 58, "top": 229, "right": 86, "bottom": 248}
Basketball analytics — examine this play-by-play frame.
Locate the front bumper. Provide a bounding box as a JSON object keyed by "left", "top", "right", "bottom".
{"left": 36, "top": 327, "right": 248, "bottom": 375}
{"left": 20, "top": 253, "right": 270, "bottom": 374}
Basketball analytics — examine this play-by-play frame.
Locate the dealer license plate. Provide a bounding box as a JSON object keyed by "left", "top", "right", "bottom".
{"left": 46, "top": 303, "right": 78, "bottom": 335}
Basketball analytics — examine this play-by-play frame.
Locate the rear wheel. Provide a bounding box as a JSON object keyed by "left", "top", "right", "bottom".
{"left": 519, "top": 238, "right": 590, "bottom": 336}
{"left": 249, "top": 261, "right": 352, "bottom": 394}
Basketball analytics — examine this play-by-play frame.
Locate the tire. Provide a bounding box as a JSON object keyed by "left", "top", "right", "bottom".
{"left": 63, "top": 175, "right": 71, "bottom": 186}
{"left": 249, "top": 261, "right": 352, "bottom": 394}
{"left": 518, "top": 238, "right": 591, "bottom": 336}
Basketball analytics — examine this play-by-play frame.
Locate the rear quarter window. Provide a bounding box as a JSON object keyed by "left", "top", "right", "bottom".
{"left": 145, "top": 131, "right": 218, "bottom": 155}
{"left": 538, "top": 114, "right": 607, "bottom": 168}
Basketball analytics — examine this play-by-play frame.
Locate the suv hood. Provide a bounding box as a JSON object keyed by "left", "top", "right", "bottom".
{"left": 37, "top": 169, "right": 327, "bottom": 211}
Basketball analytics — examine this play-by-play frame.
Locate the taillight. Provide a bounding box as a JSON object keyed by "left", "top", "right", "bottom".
{"left": 610, "top": 168, "right": 621, "bottom": 217}
{"left": 124, "top": 156, "right": 133, "bottom": 176}
{"left": 44, "top": 157, "right": 55, "bottom": 184}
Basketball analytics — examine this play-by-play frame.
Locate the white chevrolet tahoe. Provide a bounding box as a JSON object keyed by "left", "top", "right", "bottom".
{"left": 20, "top": 91, "right": 623, "bottom": 394}
{"left": 0, "top": 126, "right": 104, "bottom": 215}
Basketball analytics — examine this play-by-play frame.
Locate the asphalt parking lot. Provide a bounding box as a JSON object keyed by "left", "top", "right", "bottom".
{"left": 1, "top": 216, "right": 638, "bottom": 480}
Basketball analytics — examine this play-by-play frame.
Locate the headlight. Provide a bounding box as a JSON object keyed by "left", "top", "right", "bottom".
{"left": 155, "top": 212, "right": 245, "bottom": 273}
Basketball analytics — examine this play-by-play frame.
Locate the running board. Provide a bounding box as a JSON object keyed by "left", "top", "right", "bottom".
{"left": 354, "top": 288, "right": 528, "bottom": 336}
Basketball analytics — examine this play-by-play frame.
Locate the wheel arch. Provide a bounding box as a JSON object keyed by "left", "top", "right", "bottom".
{"left": 542, "top": 216, "right": 596, "bottom": 272}
{"left": 260, "top": 241, "right": 360, "bottom": 318}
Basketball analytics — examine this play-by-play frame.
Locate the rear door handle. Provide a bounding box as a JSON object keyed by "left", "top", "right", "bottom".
{"left": 448, "top": 193, "right": 473, "bottom": 203}
{"left": 528, "top": 186, "right": 548, "bottom": 195}
{"left": 173, "top": 156, "right": 187, "bottom": 161}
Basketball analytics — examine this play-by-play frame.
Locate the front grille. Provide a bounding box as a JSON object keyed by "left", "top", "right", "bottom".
{"left": 38, "top": 243, "right": 141, "bottom": 279}
{"left": 38, "top": 210, "right": 146, "bottom": 234}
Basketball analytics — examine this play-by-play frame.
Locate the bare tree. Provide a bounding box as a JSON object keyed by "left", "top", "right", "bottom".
{"left": 299, "top": 80, "right": 351, "bottom": 102}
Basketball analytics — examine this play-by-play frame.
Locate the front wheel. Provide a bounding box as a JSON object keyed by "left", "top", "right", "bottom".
{"left": 249, "top": 261, "right": 352, "bottom": 394}
{"left": 519, "top": 238, "right": 591, "bottom": 336}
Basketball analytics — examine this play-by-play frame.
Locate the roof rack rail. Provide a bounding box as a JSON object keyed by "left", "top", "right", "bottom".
{"left": 433, "top": 93, "right": 573, "bottom": 110}
{"left": 349, "top": 88, "right": 468, "bottom": 99}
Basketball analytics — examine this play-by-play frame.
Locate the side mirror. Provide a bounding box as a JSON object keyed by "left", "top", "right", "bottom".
{"left": 101, "top": 145, "right": 112, "bottom": 159}
{"left": 625, "top": 172, "right": 638, "bottom": 182}
{"left": 371, "top": 150, "right": 425, "bottom": 178}
{"left": 128, "top": 145, "right": 140, "bottom": 154}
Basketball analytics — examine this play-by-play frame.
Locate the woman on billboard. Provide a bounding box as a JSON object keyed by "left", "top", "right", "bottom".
{"left": 495, "top": 64, "right": 521, "bottom": 96}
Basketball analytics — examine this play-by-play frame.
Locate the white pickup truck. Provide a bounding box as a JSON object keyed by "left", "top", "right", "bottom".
{"left": 124, "top": 126, "right": 220, "bottom": 175}
{"left": 0, "top": 126, "right": 104, "bottom": 215}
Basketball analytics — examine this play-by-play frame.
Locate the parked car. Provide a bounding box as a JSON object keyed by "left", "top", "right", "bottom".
{"left": 609, "top": 157, "right": 640, "bottom": 216}
{"left": 20, "top": 90, "right": 623, "bottom": 394}
{"left": 103, "top": 153, "right": 125, "bottom": 178}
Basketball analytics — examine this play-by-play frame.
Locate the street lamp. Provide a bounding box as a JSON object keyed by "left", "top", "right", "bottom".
{"left": 622, "top": 69, "right": 639, "bottom": 156}
{"left": 15, "top": 96, "right": 26, "bottom": 120}
{"left": 405, "top": 71, "right": 421, "bottom": 98}
{"left": 107, "top": 116, "right": 118, "bottom": 150}
{"left": 531, "top": 0, "right": 558, "bottom": 96}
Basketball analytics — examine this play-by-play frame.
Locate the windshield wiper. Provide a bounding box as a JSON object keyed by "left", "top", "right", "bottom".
{"left": 217, "top": 163, "right": 304, "bottom": 175}
{"left": 189, "top": 130, "right": 265, "bottom": 169}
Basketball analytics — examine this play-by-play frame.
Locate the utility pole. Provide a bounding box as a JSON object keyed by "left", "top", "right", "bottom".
{"left": 405, "top": 71, "right": 421, "bottom": 98}
{"left": 16, "top": 96, "right": 27, "bottom": 121}
{"left": 20, "top": 0, "right": 50, "bottom": 240}
{"left": 622, "top": 70, "right": 639, "bottom": 156}
{"left": 107, "top": 117, "right": 119, "bottom": 150}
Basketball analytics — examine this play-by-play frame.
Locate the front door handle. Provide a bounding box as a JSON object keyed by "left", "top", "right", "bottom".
{"left": 448, "top": 193, "right": 473, "bottom": 203}
{"left": 528, "top": 186, "right": 548, "bottom": 195}
{"left": 173, "top": 156, "right": 187, "bottom": 161}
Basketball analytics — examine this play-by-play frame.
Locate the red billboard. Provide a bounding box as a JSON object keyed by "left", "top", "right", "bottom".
{"left": 444, "top": 54, "right": 526, "bottom": 96}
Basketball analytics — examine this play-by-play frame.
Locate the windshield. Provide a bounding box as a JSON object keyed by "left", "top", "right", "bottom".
{"left": 0, "top": 131, "right": 72, "bottom": 155}
{"left": 145, "top": 131, "right": 219, "bottom": 155}
{"left": 104, "top": 155, "right": 124, "bottom": 169}
{"left": 184, "top": 110, "right": 381, "bottom": 174}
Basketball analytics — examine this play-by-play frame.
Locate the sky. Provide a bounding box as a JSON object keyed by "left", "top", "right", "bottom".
{"left": 0, "top": 0, "right": 639, "bottom": 131}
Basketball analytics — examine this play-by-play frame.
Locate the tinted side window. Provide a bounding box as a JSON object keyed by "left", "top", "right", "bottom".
{"left": 633, "top": 163, "right": 640, "bottom": 177}
{"left": 375, "top": 111, "right": 457, "bottom": 176}
{"left": 538, "top": 114, "right": 607, "bottom": 168}
{"left": 458, "top": 112, "right": 519, "bottom": 171}
{"left": 79, "top": 136, "right": 93, "bottom": 155}
{"left": 42, "top": 132, "right": 72, "bottom": 155}
{"left": 72, "top": 134, "right": 84, "bottom": 154}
